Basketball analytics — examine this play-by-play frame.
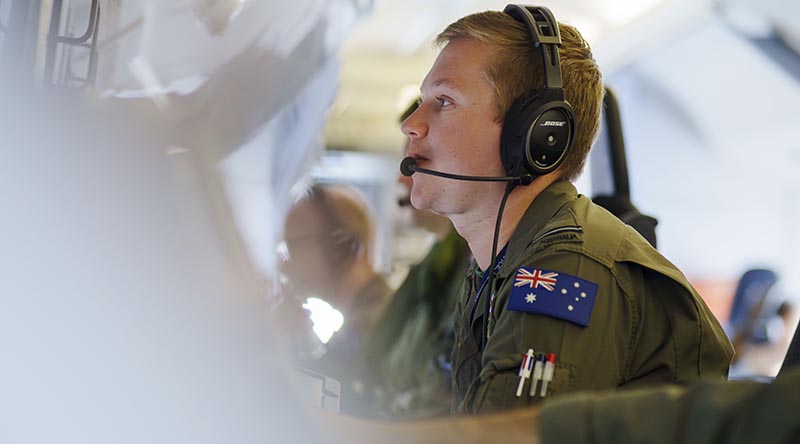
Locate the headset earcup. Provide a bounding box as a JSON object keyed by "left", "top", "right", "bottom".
{"left": 526, "top": 105, "right": 575, "bottom": 174}
{"left": 501, "top": 95, "right": 576, "bottom": 177}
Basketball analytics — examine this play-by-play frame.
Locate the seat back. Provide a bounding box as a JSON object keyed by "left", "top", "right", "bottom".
{"left": 590, "top": 87, "right": 658, "bottom": 248}
{"left": 779, "top": 319, "right": 800, "bottom": 377}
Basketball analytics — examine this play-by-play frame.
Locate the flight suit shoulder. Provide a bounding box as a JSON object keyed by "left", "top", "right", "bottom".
{"left": 526, "top": 204, "right": 584, "bottom": 253}
{"left": 524, "top": 195, "right": 628, "bottom": 271}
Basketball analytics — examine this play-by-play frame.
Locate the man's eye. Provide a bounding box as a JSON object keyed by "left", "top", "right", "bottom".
{"left": 437, "top": 97, "right": 452, "bottom": 108}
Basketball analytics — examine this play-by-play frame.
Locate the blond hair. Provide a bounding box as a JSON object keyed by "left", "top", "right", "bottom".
{"left": 436, "top": 11, "right": 604, "bottom": 182}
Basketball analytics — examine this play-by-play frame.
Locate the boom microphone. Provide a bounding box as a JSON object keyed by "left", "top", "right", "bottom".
{"left": 399, "top": 156, "right": 533, "bottom": 186}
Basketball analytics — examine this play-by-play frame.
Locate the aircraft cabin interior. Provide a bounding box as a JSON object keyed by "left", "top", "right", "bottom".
{"left": 2, "top": 0, "right": 800, "bottom": 442}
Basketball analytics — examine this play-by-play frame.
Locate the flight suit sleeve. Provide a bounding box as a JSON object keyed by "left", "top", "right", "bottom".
{"left": 540, "top": 369, "right": 800, "bottom": 444}
{"left": 467, "top": 249, "right": 638, "bottom": 413}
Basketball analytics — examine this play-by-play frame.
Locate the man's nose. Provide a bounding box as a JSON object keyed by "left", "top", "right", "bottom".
{"left": 400, "top": 107, "right": 426, "bottom": 139}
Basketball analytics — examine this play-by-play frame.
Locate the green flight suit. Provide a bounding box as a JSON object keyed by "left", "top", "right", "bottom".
{"left": 451, "top": 180, "right": 733, "bottom": 414}
{"left": 541, "top": 368, "right": 800, "bottom": 444}
{"left": 365, "top": 230, "right": 471, "bottom": 418}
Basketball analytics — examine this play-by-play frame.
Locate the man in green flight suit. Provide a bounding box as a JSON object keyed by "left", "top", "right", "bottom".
{"left": 399, "top": 5, "right": 733, "bottom": 414}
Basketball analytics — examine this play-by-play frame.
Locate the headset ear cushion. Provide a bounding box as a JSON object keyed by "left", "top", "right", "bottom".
{"left": 501, "top": 93, "right": 540, "bottom": 176}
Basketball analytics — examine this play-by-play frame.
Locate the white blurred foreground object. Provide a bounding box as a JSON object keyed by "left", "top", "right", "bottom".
{"left": 0, "top": 91, "right": 316, "bottom": 444}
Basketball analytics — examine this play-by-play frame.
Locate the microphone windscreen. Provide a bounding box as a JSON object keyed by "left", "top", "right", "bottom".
{"left": 399, "top": 156, "right": 417, "bottom": 177}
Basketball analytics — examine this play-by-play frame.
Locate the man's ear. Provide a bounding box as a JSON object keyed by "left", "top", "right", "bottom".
{"left": 323, "top": 229, "right": 361, "bottom": 271}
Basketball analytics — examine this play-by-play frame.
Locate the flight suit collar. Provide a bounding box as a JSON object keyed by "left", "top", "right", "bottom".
{"left": 503, "top": 180, "right": 578, "bottom": 273}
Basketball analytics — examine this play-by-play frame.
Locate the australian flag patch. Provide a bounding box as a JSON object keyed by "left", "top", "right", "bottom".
{"left": 506, "top": 267, "right": 599, "bottom": 327}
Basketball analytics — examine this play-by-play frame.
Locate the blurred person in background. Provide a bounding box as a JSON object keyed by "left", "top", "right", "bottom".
{"left": 279, "top": 182, "right": 392, "bottom": 416}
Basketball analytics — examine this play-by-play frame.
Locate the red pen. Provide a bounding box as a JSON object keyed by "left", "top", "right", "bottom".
{"left": 540, "top": 353, "right": 556, "bottom": 397}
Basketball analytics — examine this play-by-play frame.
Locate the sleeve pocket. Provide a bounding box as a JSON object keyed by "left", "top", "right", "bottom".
{"left": 470, "top": 356, "right": 578, "bottom": 413}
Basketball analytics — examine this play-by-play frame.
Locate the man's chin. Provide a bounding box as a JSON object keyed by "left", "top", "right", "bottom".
{"left": 409, "top": 193, "right": 430, "bottom": 213}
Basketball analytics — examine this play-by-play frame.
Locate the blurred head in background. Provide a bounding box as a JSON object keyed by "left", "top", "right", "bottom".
{"left": 280, "top": 183, "right": 381, "bottom": 311}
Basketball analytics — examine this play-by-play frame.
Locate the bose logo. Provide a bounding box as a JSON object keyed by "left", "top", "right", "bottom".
{"left": 541, "top": 121, "right": 566, "bottom": 127}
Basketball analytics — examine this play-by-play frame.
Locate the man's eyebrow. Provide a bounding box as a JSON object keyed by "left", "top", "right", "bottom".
{"left": 430, "top": 77, "right": 462, "bottom": 90}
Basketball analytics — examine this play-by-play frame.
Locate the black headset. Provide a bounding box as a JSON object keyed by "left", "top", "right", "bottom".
{"left": 500, "top": 5, "right": 577, "bottom": 179}
{"left": 308, "top": 184, "right": 361, "bottom": 269}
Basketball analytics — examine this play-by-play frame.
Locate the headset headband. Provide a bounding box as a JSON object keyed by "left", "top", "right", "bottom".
{"left": 502, "top": 5, "right": 564, "bottom": 98}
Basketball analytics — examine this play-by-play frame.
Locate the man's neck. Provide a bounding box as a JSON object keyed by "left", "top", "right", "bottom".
{"left": 452, "top": 176, "right": 559, "bottom": 270}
